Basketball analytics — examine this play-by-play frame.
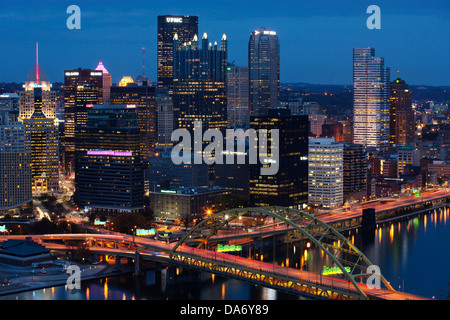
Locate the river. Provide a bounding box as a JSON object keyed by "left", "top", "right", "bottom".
{"left": 1, "top": 206, "right": 448, "bottom": 300}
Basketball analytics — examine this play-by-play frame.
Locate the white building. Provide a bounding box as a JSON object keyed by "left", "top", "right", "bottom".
{"left": 353, "top": 48, "right": 390, "bottom": 150}
{"left": 0, "top": 111, "right": 32, "bottom": 212}
{"left": 308, "top": 138, "right": 344, "bottom": 209}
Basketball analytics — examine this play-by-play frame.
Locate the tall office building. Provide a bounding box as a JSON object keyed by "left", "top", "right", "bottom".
{"left": 75, "top": 104, "right": 141, "bottom": 154}
{"left": 397, "top": 144, "right": 420, "bottom": 178}
{"left": 249, "top": 109, "right": 309, "bottom": 208}
{"left": 249, "top": 28, "right": 280, "bottom": 116}
{"left": 110, "top": 82, "right": 157, "bottom": 159}
{"left": 227, "top": 64, "right": 249, "bottom": 128}
{"left": 390, "top": 73, "right": 414, "bottom": 146}
{"left": 19, "top": 44, "right": 56, "bottom": 121}
{"left": 0, "top": 110, "right": 32, "bottom": 214}
{"left": 215, "top": 139, "right": 250, "bottom": 198}
{"left": 75, "top": 104, "right": 144, "bottom": 215}
{"left": 353, "top": 48, "right": 390, "bottom": 150}
{"left": 63, "top": 68, "right": 103, "bottom": 172}
{"left": 148, "top": 150, "right": 209, "bottom": 191}
{"left": 157, "top": 15, "right": 198, "bottom": 91}
{"left": 156, "top": 89, "right": 174, "bottom": 149}
{"left": 172, "top": 32, "right": 228, "bottom": 131}
{"left": 308, "top": 138, "right": 344, "bottom": 209}
{"left": 23, "top": 88, "right": 59, "bottom": 194}
{"left": 0, "top": 93, "right": 19, "bottom": 121}
{"left": 343, "top": 143, "right": 367, "bottom": 201}
{"left": 95, "top": 61, "right": 112, "bottom": 103}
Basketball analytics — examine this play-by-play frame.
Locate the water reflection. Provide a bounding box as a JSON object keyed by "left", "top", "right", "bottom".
{"left": 0, "top": 207, "right": 448, "bottom": 300}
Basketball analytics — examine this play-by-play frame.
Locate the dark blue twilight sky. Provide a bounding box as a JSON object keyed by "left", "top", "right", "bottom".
{"left": 0, "top": 0, "right": 449, "bottom": 85}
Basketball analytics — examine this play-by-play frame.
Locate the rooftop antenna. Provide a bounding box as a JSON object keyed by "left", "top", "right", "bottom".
{"left": 36, "top": 42, "right": 39, "bottom": 83}
{"left": 142, "top": 47, "right": 145, "bottom": 77}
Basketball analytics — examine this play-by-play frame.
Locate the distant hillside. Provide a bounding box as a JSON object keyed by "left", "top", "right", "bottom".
{"left": 282, "top": 83, "right": 450, "bottom": 104}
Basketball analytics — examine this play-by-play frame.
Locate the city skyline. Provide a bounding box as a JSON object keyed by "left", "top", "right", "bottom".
{"left": 1, "top": 0, "right": 449, "bottom": 86}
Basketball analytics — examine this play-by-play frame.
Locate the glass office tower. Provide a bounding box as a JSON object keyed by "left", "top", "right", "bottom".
{"left": 249, "top": 109, "right": 309, "bottom": 208}
{"left": 75, "top": 104, "right": 144, "bottom": 215}
{"left": 23, "top": 88, "right": 59, "bottom": 194}
{"left": 353, "top": 48, "right": 390, "bottom": 150}
{"left": 157, "top": 15, "right": 198, "bottom": 91}
{"left": 390, "top": 73, "right": 414, "bottom": 146}
{"left": 63, "top": 69, "right": 103, "bottom": 173}
{"left": 172, "top": 32, "right": 228, "bottom": 132}
{"left": 249, "top": 28, "right": 280, "bottom": 116}
{"left": 110, "top": 83, "right": 157, "bottom": 159}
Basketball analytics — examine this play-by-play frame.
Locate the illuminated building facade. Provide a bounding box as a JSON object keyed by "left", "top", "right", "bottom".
{"left": 19, "top": 44, "right": 56, "bottom": 121}
{"left": 353, "top": 48, "right": 390, "bottom": 150}
{"left": 308, "top": 138, "right": 344, "bottom": 209}
{"left": 397, "top": 144, "right": 420, "bottom": 178}
{"left": 0, "top": 110, "right": 32, "bottom": 214}
{"left": 227, "top": 64, "right": 249, "bottom": 128}
{"left": 63, "top": 69, "right": 103, "bottom": 172}
{"left": 149, "top": 187, "right": 227, "bottom": 222}
{"left": 110, "top": 83, "right": 157, "bottom": 159}
{"left": 95, "top": 61, "right": 112, "bottom": 103}
{"left": 249, "top": 28, "right": 280, "bottom": 116}
{"left": 172, "top": 32, "right": 228, "bottom": 131}
{"left": 249, "top": 109, "right": 309, "bottom": 208}
{"left": 75, "top": 104, "right": 144, "bottom": 214}
{"left": 156, "top": 90, "right": 174, "bottom": 149}
{"left": 0, "top": 94, "right": 19, "bottom": 122}
{"left": 157, "top": 15, "right": 198, "bottom": 91}
{"left": 343, "top": 143, "right": 367, "bottom": 201}
{"left": 118, "top": 76, "right": 134, "bottom": 87}
{"left": 390, "top": 74, "right": 414, "bottom": 146}
{"left": 148, "top": 150, "right": 209, "bottom": 191}
{"left": 321, "top": 122, "right": 345, "bottom": 142}
{"left": 23, "top": 88, "right": 59, "bottom": 194}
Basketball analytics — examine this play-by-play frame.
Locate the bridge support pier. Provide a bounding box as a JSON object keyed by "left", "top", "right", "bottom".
{"left": 134, "top": 250, "right": 141, "bottom": 276}
{"left": 361, "top": 208, "right": 376, "bottom": 245}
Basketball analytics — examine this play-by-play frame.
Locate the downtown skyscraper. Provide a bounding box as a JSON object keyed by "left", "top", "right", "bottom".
{"left": 353, "top": 48, "right": 390, "bottom": 150}
{"left": 95, "top": 61, "right": 112, "bottom": 103}
{"left": 390, "top": 73, "right": 415, "bottom": 146}
{"left": 227, "top": 64, "right": 249, "bottom": 128}
{"left": 110, "top": 82, "right": 157, "bottom": 159}
{"left": 63, "top": 68, "right": 103, "bottom": 173}
{"left": 75, "top": 104, "right": 144, "bottom": 215}
{"left": 157, "top": 15, "right": 198, "bottom": 91}
{"left": 23, "top": 88, "right": 59, "bottom": 194}
{"left": 19, "top": 43, "right": 56, "bottom": 121}
{"left": 0, "top": 110, "right": 32, "bottom": 214}
{"left": 249, "top": 28, "right": 280, "bottom": 116}
{"left": 249, "top": 109, "right": 309, "bottom": 209}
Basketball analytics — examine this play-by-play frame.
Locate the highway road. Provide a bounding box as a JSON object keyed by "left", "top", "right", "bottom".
{"left": 0, "top": 232, "right": 429, "bottom": 300}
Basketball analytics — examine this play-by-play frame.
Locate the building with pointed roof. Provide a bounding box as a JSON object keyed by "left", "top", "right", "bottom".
{"left": 19, "top": 43, "right": 56, "bottom": 121}
{"left": 95, "top": 61, "right": 112, "bottom": 103}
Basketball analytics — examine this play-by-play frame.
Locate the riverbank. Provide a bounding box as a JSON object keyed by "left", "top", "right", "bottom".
{"left": 0, "top": 260, "right": 138, "bottom": 297}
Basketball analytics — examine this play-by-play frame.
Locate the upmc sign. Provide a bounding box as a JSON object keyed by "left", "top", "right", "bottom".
{"left": 166, "top": 17, "right": 182, "bottom": 23}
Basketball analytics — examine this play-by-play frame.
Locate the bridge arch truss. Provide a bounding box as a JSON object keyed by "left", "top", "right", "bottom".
{"left": 169, "top": 206, "right": 395, "bottom": 299}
